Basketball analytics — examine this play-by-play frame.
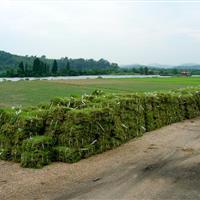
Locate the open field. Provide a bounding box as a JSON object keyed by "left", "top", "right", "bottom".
{"left": 0, "top": 118, "right": 199, "bottom": 200}
{"left": 0, "top": 77, "right": 200, "bottom": 107}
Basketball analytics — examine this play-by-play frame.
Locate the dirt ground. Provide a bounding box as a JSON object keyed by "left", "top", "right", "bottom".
{"left": 0, "top": 118, "right": 200, "bottom": 200}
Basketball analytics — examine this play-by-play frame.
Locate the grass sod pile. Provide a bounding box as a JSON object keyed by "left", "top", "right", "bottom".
{"left": 0, "top": 134, "right": 12, "bottom": 160}
{"left": 14, "top": 111, "right": 48, "bottom": 162}
{"left": 53, "top": 146, "right": 82, "bottom": 163}
{"left": 0, "top": 108, "right": 47, "bottom": 162}
{"left": 0, "top": 109, "right": 19, "bottom": 160}
{"left": 21, "top": 136, "right": 53, "bottom": 168}
{"left": 57, "top": 108, "right": 127, "bottom": 157}
{"left": 44, "top": 106, "right": 71, "bottom": 140}
{"left": 0, "top": 87, "right": 200, "bottom": 168}
{"left": 143, "top": 93, "right": 185, "bottom": 132}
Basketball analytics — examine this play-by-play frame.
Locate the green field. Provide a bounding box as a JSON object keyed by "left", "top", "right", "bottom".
{"left": 0, "top": 77, "right": 200, "bottom": 108}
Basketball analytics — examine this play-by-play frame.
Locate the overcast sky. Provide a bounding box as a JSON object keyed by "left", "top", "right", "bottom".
{"left": 1, "top": 0, "right": 200, "bottom": 65}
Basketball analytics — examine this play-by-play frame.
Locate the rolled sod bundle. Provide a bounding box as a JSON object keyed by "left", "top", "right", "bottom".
{"left": 0, "top": 147, "right": 11, "bottom": 160}
{"left": 0, "top": 109, "right": 10, "bottom": 127}
{"left": 21, "top": 136, "right": 53, "bottom": 168}
{"left": 0, "top": 111, "right": 17, "bottom": 161}
{"left": 193, "top": 92, "right": 200, "bottom": 111}
{"left": 13, "top": 115, "right": 45, "bottom": 145}
{"left": 144, "top": 92, "right": 186, "bottom": 132}
{"left": 174, "top": 87, "right": 200, "bottom": 117}
{"left": 1, "top": 87, "right": 200, "bottom": 168}
{"left": 15, "top": 115, "right": 45, "bottom": 137}
{"left": 51, "top": 90, "right": 104, "bottom": 108}
{"left": 22, "top": 135, "right": 53, "bottom": 151}
{"left": 167, "top": 94, "right": 185, "bottom": 123}
{"left": 11, "top": 145, "right": 23, "bottom": 162}
{"left": 58, "top": 107, "right": 130, "bottom": 157}
{"left": 87, "top": 94, "right": 146, "bottom": 139}
{"left": 180, "top": 93, "right": 200, "bottom": 119}
{"left": 58, "top": 108, "right": 117, "bottom": 149}
{"left": 115, "top": 96, "right": 146, "bottom": 139}
{"left": 53, "top": 146, "right": 82, "bottom": 163}
{"left": 51, "top": 96, "right": 89, "bottom": 109}
{"left": 57, "top": 102, "right": 144, "bottom": 157}
{"left": 9, "top": 111, "right": 47, "bottom": 161}
{"left": 21, "top": 150, "right": 52, "bottom": 168}
{"left": 143, "top": 93, "right": 160, "bottom": 131}
{"left": 155, "top": 93, "right": 185, "bottom": 126}
{"left": 0, "top": 134, "right": 12, "bottom": 160}
{"left": 0, "top": 109, "right": 19, "bottom": 125}
{"left": 0, "top": 123, "right": 16, "bottom": 160}
{"left": 44, "top": 106, "right": 71, "bottom": 140}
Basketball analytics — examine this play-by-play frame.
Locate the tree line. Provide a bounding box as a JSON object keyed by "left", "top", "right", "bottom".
{"left": 4, "top": 58, "right": 118, "bottom": 77}
{"left": 116, "top": 66, "right": 200, "bottom": 76}
{"left": 2, "top": 57, "right": 200, "bottom": 77}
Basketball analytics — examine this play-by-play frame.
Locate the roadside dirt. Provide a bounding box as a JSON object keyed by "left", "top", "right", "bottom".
{"left": 0, "top": 118, "right": 200, "bottom": 200}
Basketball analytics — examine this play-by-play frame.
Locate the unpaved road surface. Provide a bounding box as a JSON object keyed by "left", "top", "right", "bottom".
{"left": 0, "top": 118, "right": 200, "bottom": 200}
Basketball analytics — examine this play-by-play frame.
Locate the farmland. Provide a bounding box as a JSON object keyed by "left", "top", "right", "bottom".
{"left": 0, "top": 77, "right": 200, "bottom": 108}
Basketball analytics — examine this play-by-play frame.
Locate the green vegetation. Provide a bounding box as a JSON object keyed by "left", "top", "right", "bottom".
{"left": 0, "top": 51, "right": 118, "bottom": 77}
{"left": 1, "top": 50, "right": 200, "bottom": 77}
{"left": 0, "top": 77, "right": 200, "bottom": 108}
{"left": 0, "top": 87, "right": 200, "bottom": 168}
{"left": 120, "top": 66, "right": 200, "bottom": 76}
{"left": 53, "top": 146, "right": 82, "bottom": 163}
{"left": 21, "top": 136, "right": 53, "bottom": 168}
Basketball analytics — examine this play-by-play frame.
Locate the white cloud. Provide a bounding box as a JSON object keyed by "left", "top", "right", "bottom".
{"left": 1, "top": 0, "right": 200, "bottom": 64}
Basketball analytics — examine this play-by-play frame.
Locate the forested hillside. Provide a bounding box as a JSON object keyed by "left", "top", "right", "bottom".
{"left": 0, "top": 50, "right": 119, "bottom": 76}
{"left": 1, "top": 50, "right": 200, "bottom": 77}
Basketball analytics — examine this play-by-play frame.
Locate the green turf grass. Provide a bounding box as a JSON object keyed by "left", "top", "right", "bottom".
{"left": 0, "top": 77, "right": 199, "bottom": 108}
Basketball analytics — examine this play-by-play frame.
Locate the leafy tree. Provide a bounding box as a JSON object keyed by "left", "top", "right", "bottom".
{"left": 172, "top": 68, "right": 178, "bottom": 75}
{"left": 52, "top": 60, "right": 58, "bottom": 74}
{"left": 66, "top": 61, "right": 70, "bottom": 71}
{"left": 6, "top": 69, "right": 15, "bottom": 77}
{"left": 33, "top": 58, "right": 41, "bottom": 75}
{"left": 63, "top": 61, "right": 70, "bottom": 75}
{"left": 144, "top": 67, "right": 149, "bottom": 75}
{"left": 24, "top": 63, "right": 28, "bottom": 72}
{"left": 139, "top": 67, "right": 145, "bottom": 75}
{"left": 18, "top": 62, "right": 25, "bottom": 73}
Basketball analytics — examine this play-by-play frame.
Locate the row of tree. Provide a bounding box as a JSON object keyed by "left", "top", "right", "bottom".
{"left": 4, "top": 58, "right": 118, "bottom": 77}
{"left": 117, "top": 67, "right": 200, "bottom": 76}
{"left": 2, "top": 57, "right": 200, "bottom": 77}
{"left": 17, "top": 59, "right": 58, "bottom": 77}
{"left": 1, "top": 51, "right": 200, "bottom": 77}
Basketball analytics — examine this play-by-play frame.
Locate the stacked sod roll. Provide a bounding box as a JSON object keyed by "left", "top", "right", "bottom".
{"left": 0, "top": 87, "right": 200, "bottom": 168}
{"left": 21, "top": 136, "right": 53, "bottom": 168}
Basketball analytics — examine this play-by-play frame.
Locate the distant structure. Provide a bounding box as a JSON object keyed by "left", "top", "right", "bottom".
{"left": 180, "top": 71, "right": 190, "bottom": 76}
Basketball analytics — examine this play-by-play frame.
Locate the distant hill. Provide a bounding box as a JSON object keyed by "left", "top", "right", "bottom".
{"left": 0, "top": 50, "right": 118, "bottom": 72}
{"left": 1, "top": 50, "right": 200, "bottom": 74}
{"left": 120, "top": 63, "right": 172, "bottom": 69}
{"left": 121, "top": 63, "right": 200, "bottom": 70}
{"left": 0, "top": 51, "right": 35, "bottom": 71}
{"left": 175, "top": 64, "right": 200, "bottom": 70}
{"left": 120, "top": 64, "right": 148, "bottom": 68}
{"left": 148, "top": 63, "right": 173, "bottom": 69}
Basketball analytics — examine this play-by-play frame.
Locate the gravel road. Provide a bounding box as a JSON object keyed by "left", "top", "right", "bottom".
{"left": 0, "top": 118, "right": 200, "bottom": 200}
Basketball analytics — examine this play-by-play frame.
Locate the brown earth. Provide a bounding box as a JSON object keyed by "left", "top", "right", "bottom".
{"left": 0, "top": 118, "right": 200, "bottom": 200}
